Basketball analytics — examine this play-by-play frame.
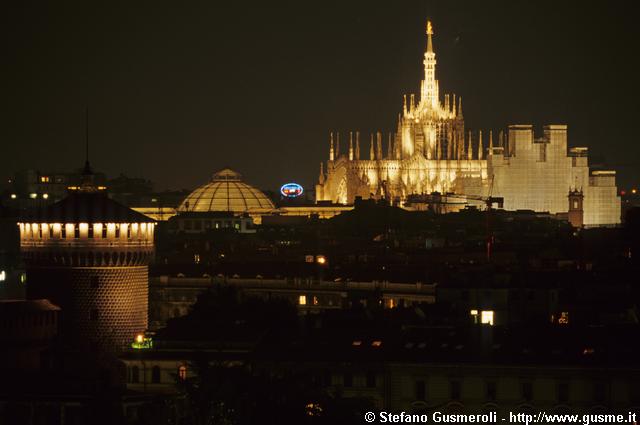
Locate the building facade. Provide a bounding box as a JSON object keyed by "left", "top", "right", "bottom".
{"left": 315, "top": 21, "right": 620, "bottom": 226}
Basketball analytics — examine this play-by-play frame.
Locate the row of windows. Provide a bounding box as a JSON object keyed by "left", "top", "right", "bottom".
{"left": 129, "top": 365, "right": 187, "bottom": 384}
{"left": 414, "top": 380, "right": 610, "bottom": 404}
{"left": 21, "top": 223, "right": 152, "bottom": 240}
{"left": 0, "top": 311, "right": 57, "bottom": 328}
{"left": 180, "top": 219, "right": 244, "bottom": 231}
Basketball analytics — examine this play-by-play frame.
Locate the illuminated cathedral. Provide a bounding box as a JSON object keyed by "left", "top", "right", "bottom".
{"left": 315, "top": 21, "right": 620, "bottom": 226}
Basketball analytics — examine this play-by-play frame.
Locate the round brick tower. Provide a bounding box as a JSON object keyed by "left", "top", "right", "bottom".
{"left": 18, "top": 164, "right": 155, "bottom": 351}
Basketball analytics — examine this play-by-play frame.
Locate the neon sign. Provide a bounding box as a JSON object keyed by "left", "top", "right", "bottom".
{"left": 280, "top": 183, "right": 304, "bottom": 198}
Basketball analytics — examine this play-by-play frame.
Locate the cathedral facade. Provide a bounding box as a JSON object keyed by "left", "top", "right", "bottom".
{"left": 315, "top": 21, "right": 620, "bottom": 226}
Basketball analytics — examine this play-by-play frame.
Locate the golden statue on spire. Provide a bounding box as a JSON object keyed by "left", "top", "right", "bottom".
{"left": 426, "top": 20, "right": 433, "bottom": 35}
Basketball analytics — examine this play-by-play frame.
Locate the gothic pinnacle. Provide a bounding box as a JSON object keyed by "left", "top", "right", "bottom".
{"left": 329, "top": 132, "right": 334, "bottom": 161}
{"left": 349, "top": 131, "right": 354, "bottom": 160}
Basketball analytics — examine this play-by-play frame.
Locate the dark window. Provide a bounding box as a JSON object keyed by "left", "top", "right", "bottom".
{"left": 115, "top": 225, "right": 120, "bottom": 238}
{"left": 450, "top": 381, "right": 461, "bottom": 400}
{"left": 366, "top": 371, "right": 376, "bottom": 388}
{"left": 522, "top": 382, "right": 533, "bottom": 401}
{"left": 324, "top": 371, "right": 332, "bottom": 387}
{"left": 194, "top": 220, "right": 202, "bottom": 230}
{"left": 558, "top": 382, "right": 569, "bottom": 403}
{"left": 344, "top": 372, "right": 353, "bottom": 387}
{"left": 415, "top": 380, "right": 426, "bottom": 400}
{"left": 594, "top": 382, "right": 606, "bottom": 403}
{"left": 151, "top": 366, "right": 161, "bottom": 384}
{"left": 88, "top": 224, "right": 94, "bottom": 238}
{"left": 90, "top": 276, "right": 99, "bottom": 288}
{"left": 74, "top": 225, "right": 80, "bottom": 238}
{"left": 184, "top": 220, "right": 192, "bottom": 230}
{"left": 630, "top": 381, "right": 640, "bottom": 403}
{"left": 102, "top": 225, "right": 107, "bottom": 238}
{"left": 131, "top": 366, "right": 139, "bottom": 383}
{"left": 61, "top": 226, "right": 66, "bottom": 238}
{"left": 487, "top": 381, "right": 497, "bottom": 401}
{"left": 90, "top": 309, "right": 99, "bottom": 321}
{"left": 126, "top": 225, "right": 131, "bottom": 238}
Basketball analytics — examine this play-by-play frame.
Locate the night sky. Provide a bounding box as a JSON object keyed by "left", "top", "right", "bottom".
{"left": 2, "top": 1, "right": 639, "bottom": 192}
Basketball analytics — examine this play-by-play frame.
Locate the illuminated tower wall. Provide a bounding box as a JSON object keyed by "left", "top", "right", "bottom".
{"left": 19, "top": 189, "right": 155, "bottom": 351}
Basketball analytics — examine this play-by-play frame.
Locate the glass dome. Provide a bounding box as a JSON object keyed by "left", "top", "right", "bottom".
{"left": 178, "top": 168, "right": 275, "bottom": 213}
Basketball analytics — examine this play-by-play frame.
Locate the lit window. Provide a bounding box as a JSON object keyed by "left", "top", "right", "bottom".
{"left": 40, "top": 176, "right": 50, "bottom": 183}
{"left": 299, "top": 295, "right": 307, "bottom": 305}
{"left": 194, "top": 254, "right": 200, "bottom": 264}
{"left": 42, "top": 193, "right": 49, "bottom": 199}
{"left": 371, "top": 340, "right": 382, "bottom": 347}
{"left": 10, "top": 194, "right": 16, "bottom": 199}
{"left": 316, "top": 255, "right": 327, "bottom": 265}
{"left": 480, "top": 310, "right": 494, "bottom": 326}
{"left": 352, "top": 340, "right": 362, "bottom": 346}
{"left": 30, "top": 193, "right": 37, "bottom": 199}
{"left": 178, "top": 365, "right": 187, "bottom": 381}
{"left": 470, "top": 309, "right": 478, "bottom": 316}
{"left": 313, "top": 296, "right": 319, "bottom": 305}
{"left": 558, "top": 312, "right": 569, "bottom": 325}
{"left": 0, "top": 270, "right": 5, "bottom": 281}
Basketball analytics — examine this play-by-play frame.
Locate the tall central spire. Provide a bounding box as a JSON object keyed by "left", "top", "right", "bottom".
{"left": 420, "top": 20, "right": 439, "bottom": 110}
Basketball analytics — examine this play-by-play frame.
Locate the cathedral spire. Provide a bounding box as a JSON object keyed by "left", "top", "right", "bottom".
{"left": 421, "top": 20, "right": 438, "bottom": 109}
{"left": 388, "top": 132, "right": 393, "bottom": 159}
{"left": 489, "top": 130, "right": 494, "bottom": 151}
{"left": 349, "top": 131, "right": 354, "bottom": 160}
{"left": 458, "top": 96, "right": 463, "bottom": 117}
{"left": 376, "top": 131, "right": 383, "bottom": 159}
{"left": 467, "top": 130, "right": 473, "bottom": 160}
{"left": 478, "top": 130, "right": 484, "bottom": 160}
{"left": 355, "top": 131, "right": 360, "bottom": 160}
{"left": 318, "top": 162, "right": 325, "bottom": 184}
{"left": 452, "top": 94, "right": 456, "bottom": 116}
